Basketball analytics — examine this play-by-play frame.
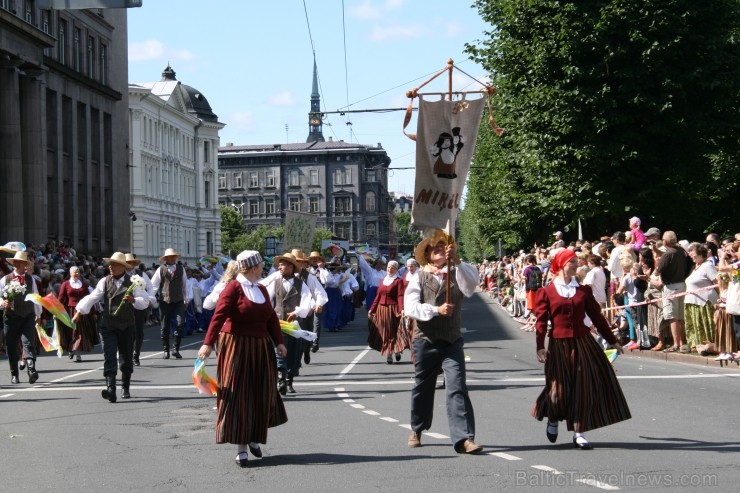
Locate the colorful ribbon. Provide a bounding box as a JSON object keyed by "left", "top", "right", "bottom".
{"left": 279, "top": 320, "right": 318, "bottom": 342}
{"left": 192, "top": 358, "right": 218, "bottom": 396}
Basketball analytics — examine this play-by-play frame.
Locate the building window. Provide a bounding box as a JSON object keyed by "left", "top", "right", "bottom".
{"left": 99, "top": 43, "right": 108, "bottom": 85}
{"left": 365, "top": 191, "right": 376, "bottom": 212}
{"left": 266, "top": 199, "right": 275, "bottom": 214}
{"left": 249, "top": 200, "right": 259, "bottom": 216}
{"left": 249, "top": 171, "right": 258, "bottom": 188}
{"left": 73, "top": 28, "right": 81, "bottom": 71}
{"left": 367, "top": 223, "right": 376, "bottom": 237}
{"left": 265, "top": 170, "right": 275, "bottom": 187}
{"left": 310, "top": 169, "right": 319, "bottom": 186}
{"left": 233, "top": 172, "right": 242, "bottom": 189}
{"left": 289, "top": 170, "right": 299, "bottom": 187}
{"left": 204, "top": 140, "right": 210, "bottom": 163}
{"left": 334, "top": 197, "right": 350, "bottom": 215}
{"left": 0, "top": 1, "right": 9, "bottom": 11}
{"left": 289, "top": 197, "right": 301, "bottom": 212}
{"left": 87, "top": 36, "right": 95, "bottom": 78}
{"left": 41, "top": 10, "right": 51, "bottom": 55}
{"left": 58, "top": 19, "right": 67, "bottom": 64}
{"left": 218, "top": 173, "right": 227, "bottom": 190}
{"left": 334, "top": 169, "right": 342, "bottom": 185}
{"left": 25, "top": 0, "right": 34, "bottom": 24}
{"left": 345, "top": 169, "right": 352, "bottom": 184}
{"left": 309, "top": 197, "right": 319, "bottom": 213}
{"left": 366, "top": 169, "right": 376, "bottom": 182}
{"left": 336, "top": 223, "right": 351, "bottom": 239}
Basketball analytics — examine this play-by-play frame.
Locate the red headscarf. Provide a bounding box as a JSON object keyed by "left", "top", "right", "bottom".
{"left": 550, "top": 249, "right": 576, "bottom": 276}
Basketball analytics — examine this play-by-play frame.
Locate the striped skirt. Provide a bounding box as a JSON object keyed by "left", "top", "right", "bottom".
{"left": 368, "top": 304, "right": 411, "bottom": 356}
{"left": 685, "top": 303, "right": 715, "bottom": 349}
{"left": 713, "top": 307, "right": 738, "bottom": 354}
{"left": 532, "top": 335, "right": 631, "bottom": 433}
{"left": 63, "top": 308, "right": 99, "bottom": 353}
{"left": 215, "top": 333, "right": 287, "bottom": 445}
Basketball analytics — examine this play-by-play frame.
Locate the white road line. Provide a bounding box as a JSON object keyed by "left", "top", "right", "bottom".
{"left": 362, "top": 410, "right": 380, "bottom": 416}
{"left": 488, "top": 452, "right": 522, "bottom": 461}
{"left": 338, "top": 348, "right": 372, "bottom": 378}
{"left": 399, "top": 423, "right": 412, "bottom": 430}
{"left": 1, "top": 394, "right": 14, "bottom": 398}
{"left": 342, "top": 398, "right": 354, "bottom": 403}
{"left": 350, "top": 403, "right": 365, "bottom": 409}
{"left": 532, "top": 465, "right": 564, "bottom": 474}
{"left": 576, "top": 478, "right": 620, "bottom": 491}
{"left": 336, "top": 392, "right": 349, "bottom": 398}
{"left": 379, "top": 417, "right": 398, "bottom": 423}
{"left": 424, "top": 432, "right": 449, "bottom": 440}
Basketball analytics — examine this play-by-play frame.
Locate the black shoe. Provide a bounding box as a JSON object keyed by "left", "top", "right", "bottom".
{"left": 546, "top": 421, "right": 559, "bottom": 443}
{"left": 311, "top": 342, "right": 319, "bottom": 353}
{"left": 172, "top": 350, "right": 182, "bottom": 359}
{"left": 287, "top": 383, "right": 296, "bottom": 394}
{"left": 303, "top": 351, "right": 311, "bottom": 365}
{"left": 18, "top": 360, "right": 26, "bottom": 371}
{"left": 69, "top": 352, "right": 74, "bottom": 360}
{"left": 573, "top": 436, "right": 592, "bottom": 450}
{"left": 101, "top": 387, "right": 117, "bottom": 403}
{"left": 278, "top": 370, "right": 287, "bottom": 396}
{"left": 121, "top": 387, "right": 131, "bottom": 399}
{"left": 163, "top": 349, "right": 170, "bottom": 359}
{"left": 10, "top": 375, "right": 19, "bottom": 384}
{"left": 133, "top": 353, "right": 140, "bottom": 366}
{"left": 386, "top": 355, "right": 393, "bottom": 364}
{"left": 235, "top": 452, "right": 248, "bottom": 467}
{"left": 395, "top": 352, "right": 401, "bottom": 362}
{"left": 28, "top": 369, "right": 39, "bottom": 384}
{"left": 248, "top": 443, "right": 262, "bottom": 458}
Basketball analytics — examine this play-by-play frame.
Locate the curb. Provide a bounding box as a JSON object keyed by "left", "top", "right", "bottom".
{"left": 621, "top": 347, "right": 740, "bottom": 370}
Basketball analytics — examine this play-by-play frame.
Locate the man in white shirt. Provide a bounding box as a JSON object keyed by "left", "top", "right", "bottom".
{"left": 150, "top": 248, "right": 190, "bottom": 360}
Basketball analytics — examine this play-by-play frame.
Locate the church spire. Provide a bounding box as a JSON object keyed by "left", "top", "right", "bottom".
{"left": 306, "top": 57, "right": 325, "bottom": 143}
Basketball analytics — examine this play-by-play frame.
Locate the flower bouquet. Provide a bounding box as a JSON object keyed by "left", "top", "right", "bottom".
{"left": 2, "top": 280, "right": 26, "bottom": 320}
{"left": 113, "top": 274, "right": 146, "bottom": 315}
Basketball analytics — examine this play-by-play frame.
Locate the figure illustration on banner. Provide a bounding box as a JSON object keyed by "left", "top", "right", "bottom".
{"left": 430, "top": 127, "right": 464, "bottom": 179}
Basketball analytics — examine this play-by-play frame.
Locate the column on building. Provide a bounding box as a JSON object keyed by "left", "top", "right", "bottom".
{"left": 0, "top": 56, "right": 25, "bottom": 239}
{"left": 19, "top": 69, "right": 47, "bottom": 244}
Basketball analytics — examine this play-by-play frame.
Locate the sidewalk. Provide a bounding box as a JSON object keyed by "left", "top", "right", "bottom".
{"left": 621, "top": 346, "right": 740, "bottom": 370}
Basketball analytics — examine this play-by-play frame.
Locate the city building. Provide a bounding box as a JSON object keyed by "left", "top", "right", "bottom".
{"left": 217, "top": 61, "right": 394, "bottom": 250}
{"left": 128, "top": 65, "right": 224, "bottom": 265}
{"left": 0, "top": 3, "right": 129, "bottom": 253}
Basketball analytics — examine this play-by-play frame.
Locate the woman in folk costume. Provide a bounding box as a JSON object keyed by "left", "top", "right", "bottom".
{"left": 57, "top": 266, "right": 100, "bottom": 362}
{"left": 368, "top": 260, "right": 410, "bottom": 364}
{"left": 357, "top": 253, "right": 387, "bottom": 310}
{"left": 198, "top": 250, "right": 288, "bottom": 468}
{"left": 532, "top": 248, "right": 630, "bottom": 450}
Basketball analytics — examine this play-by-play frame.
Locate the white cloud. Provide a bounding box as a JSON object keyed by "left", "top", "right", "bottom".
{"left": 384, "top": 0, "right": 406, "bottom": 9}
{"left": 226, "top": 111, "right": 256, "bottom": 133}
{"left": 128, "top": 39, "right": 196, "bottom": 63}
{"left": 268, "top": 91, "right": 297, "bottom": 107}
{"left": 349, "top": 0, "right": 382, "bottom": 20}
{"left": 369, "top": 24, "right": 426, "bottom": 42}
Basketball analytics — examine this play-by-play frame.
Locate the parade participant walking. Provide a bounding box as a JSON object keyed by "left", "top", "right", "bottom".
{"left": 532, "top": 249, "right": 630, "bottom": 450}
{"left": 259, "top": 252, "right": 311, "bottom": 394}
{"left": 73, "top": 252, "right": 148, "bottom": 402}
{"left": 291, "top": 249, "right": 328, "bottom": 365}
{"left": 404, "top": 230, "right": 482, "bottom": 454}
{"left": 198, "top": 250, "right": 288, "bottom": 467}
{"left": 368, "top": 260, "right": 409, "bottom": 364}
{"left": 151, "top": 248, "right": 189, "bottom": 359}
{"left": 308, "top": 251, "right": 329, "bottom": 351}
{"left": 357, "top": 254, "right": 386, "bottom": 310}
{"left": 57, "top": 266, "right": 99, "bottom": 362}
{"left": 125, "top": 254, "right": 154, "bottom": 366}
{"left": 1, "top": 251, "right": 42, "bottom": 384}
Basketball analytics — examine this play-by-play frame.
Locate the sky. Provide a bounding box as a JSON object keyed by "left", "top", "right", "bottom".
{"left": 127, "top": 0, "right": 492, "bottom": 195}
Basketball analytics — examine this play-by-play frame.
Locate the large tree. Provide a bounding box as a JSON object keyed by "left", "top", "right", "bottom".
{"left": 464, "top": 0, "right": 740, "bottom": 249}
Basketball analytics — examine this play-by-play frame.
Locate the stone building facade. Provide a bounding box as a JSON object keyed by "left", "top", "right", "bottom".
{"left": 0, "top": 3, "right": 129, "bottom": 253}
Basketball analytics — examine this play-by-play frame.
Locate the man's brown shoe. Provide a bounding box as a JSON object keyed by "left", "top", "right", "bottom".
{"left": 408, "top": 431, "right": 421, "bottom": 448}
{"left": 457, "top": 439, "right": 483, "bottom": 454}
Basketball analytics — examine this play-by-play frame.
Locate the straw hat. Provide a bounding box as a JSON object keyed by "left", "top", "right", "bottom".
{"left": 159, "top": 248, "right": 181, "bottom": 262}
{"left": 103, "top": 252, "right": 130, "bottom": 269}
{"left": 290, "top": 249, "right": 310, "bottom": 262}
{"left": 274, "top": 252, "right": 301, "bottom": 271}
{"left": 414, "top": 229, "right": 456, "bottom": 267}
{"left": 6, "top": 250, "right": 33, "bottom": 266}
{"left": 309, "top": 251, "right": 323, "bottom": 261}
{"left": 125, "top": 253, "right": 142, "bottom": 266}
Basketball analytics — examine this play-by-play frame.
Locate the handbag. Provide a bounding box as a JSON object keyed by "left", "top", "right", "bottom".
{"left": 726, "top": 282, "right": 740, "bottom": 315}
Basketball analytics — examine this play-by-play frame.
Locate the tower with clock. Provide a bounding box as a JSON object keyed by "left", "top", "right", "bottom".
{"left": 306, "top": 58, "right": 326, "bottom": 143}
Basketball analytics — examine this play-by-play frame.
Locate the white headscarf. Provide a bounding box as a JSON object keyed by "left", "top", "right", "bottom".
{"left": 383, "top": 260, "right": 400, "bottom": 286}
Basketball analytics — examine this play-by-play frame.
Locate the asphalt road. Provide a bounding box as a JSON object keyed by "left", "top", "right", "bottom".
{"left": 1, "top": 291, "right": 738, "bottom": 492}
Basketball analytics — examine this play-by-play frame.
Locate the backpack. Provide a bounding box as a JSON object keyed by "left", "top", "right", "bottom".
{"left": 527, "top": 266, "right": 543, "bottom": 291}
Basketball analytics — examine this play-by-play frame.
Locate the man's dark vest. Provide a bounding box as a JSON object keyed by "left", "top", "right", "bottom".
{"left": 414, "top": 269, "right": 463, "bottom": 344}
{"left": 2, "top": 273, "right": 35, "bottom": 318}
{"left": 102, "top": 275, "right": 135, "bottom": 330}
{"left": 158, "top": 264, "right": 184, "bottom": 303}
{"left": 274, "top": 275, "right": 304, "bottom": 320}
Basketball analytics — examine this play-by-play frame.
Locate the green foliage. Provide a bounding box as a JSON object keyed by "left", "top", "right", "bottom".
{"left": 464, "top": 0, "right": 740, "bottom": 246}
{"left": 220, "top": 206, "right": 285, "bottom": 256}
{"left": 312, "top": 228, "right": 334, "bottom": 252}
{"left": 395, "top": 211, "right": 422, "bottom": 254}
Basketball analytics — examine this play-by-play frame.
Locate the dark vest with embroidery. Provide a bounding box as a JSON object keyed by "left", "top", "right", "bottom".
{"left": 274, "top": 275, "right": 304, "bottom": 320}
{"left": 159, "top": 264, "right": 184, "bottom": 303}
{"left": 2, "top": 273, "right": 35, "bottom": 318}
{"left": 414, "top": 269, "right": 463, "bottom": 344}
{"left": 102, "top": 275, "right": 135, "bottom": 330}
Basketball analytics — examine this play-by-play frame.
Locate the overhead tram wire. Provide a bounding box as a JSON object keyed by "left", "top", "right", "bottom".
{"left": 340, "top": 0, "right": 356, "bottom": 143}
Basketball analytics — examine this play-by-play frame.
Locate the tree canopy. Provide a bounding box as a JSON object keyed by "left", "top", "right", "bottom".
{"left": 462, "top": 0, "right": 740, "bottom": 254}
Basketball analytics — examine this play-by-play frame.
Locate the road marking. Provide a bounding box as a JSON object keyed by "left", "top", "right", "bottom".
{"left": 338, "top": 348, "right": 371, "bottom": 378}
{"left": 362, "top": 410, "right": 380, "bottom": 416}
{"left": 532, "top": 465, "right": 564, "bottom": 474}
{"left": 576, "top": 478, "right": 620, "bottom": 491}
{"left": 379, "top": 417, "right": 398, "bottom": 423}
{"left": 1, "top": 394, "right": 14, "bottom": 398}
{"left": 350, "top": 403, "right": 365, "bottom": 409}
{"left": 488, "top": 452, "right": 522, "bottom": 461}
{"left": 424, "top": 432, "right": 449, "bottom": 439}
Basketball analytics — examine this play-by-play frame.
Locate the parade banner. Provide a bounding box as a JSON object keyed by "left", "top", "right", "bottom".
{"left": 284, "top": 211, "right": 317, "bottom": 252}
{"left": 411, "top": 96, "right": 486, "bottom": 232}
